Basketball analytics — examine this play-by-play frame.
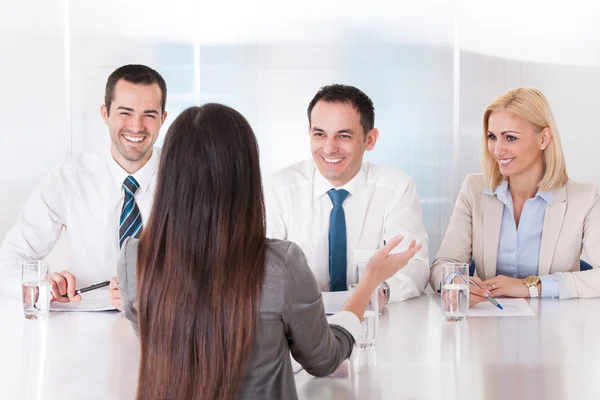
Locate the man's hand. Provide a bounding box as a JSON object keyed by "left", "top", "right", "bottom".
{"left": 49, "top": 270, "right": 82, "bottom": 303}
{"left": 109, "top": 277, "right": 123, "bottom": 311}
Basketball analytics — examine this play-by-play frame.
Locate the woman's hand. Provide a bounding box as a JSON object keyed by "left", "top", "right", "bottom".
{"left": 362, "top": 235, "right": 423, "bottom": 288}
{"left": 467, "top": 276, "right": 490, "bottom": 307}
{"left": 343, "top": 235, "right": 422, "bottom": 320}
{"left": 483, "top": 275, "right": 530, "bottom": 298}
{"left": 441, "top": 276, "right": 488, "bottom": 310}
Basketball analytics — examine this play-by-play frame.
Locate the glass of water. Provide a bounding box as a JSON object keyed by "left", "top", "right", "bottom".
{"left": 352, "top": 262, "right": 382, "bottom": 315}
{"left": 349, "top": 262, "right": 380, "bottom": 349}
{"left": 441, "top": 263, "right": 469, "bottom": 322}
{"left": 21, "top": 260, "right": 51, "bottom": 320}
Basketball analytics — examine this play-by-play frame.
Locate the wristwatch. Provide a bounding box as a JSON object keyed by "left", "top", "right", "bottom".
{"left": 382, "top": 281, "right": 390, "bottom": 303}
{"left": 524, "top": 275, "right": 540, "bottom": 298}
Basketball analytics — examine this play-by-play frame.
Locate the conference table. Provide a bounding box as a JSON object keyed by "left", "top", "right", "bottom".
{"left": 2, "top": 293, "right": 599, "bottom": 400}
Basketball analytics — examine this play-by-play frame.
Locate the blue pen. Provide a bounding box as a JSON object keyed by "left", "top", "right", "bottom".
{"left": 469, "top": 279, "right": 503, "bottom": 310}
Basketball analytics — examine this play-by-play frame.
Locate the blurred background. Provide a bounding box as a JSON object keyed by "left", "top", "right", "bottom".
{"left": 2, "top": 0, "right": 600, "bottom": 265}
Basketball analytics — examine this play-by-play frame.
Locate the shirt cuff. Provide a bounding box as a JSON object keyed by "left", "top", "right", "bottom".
{"left": 540, "top": 274, "right": 559, "bottom": 298}
{"left": 328, "top": 310, "right": 362, "bottom": 344}
{"left": 387, "top": 273, "right": 420, "bottom": 302}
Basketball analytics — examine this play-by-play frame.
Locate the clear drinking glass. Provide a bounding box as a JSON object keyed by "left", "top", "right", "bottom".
{"left": 350, "top": 262, "right": 380, "bottom": 348}
{"left": 21, "top": 260, "right": 51, "bottom": 320}
{"left": 441, "top": 263, "right": 469, "bottom": 322}
{"left": 349, "top": 344, "right": 380, "bottom": 398}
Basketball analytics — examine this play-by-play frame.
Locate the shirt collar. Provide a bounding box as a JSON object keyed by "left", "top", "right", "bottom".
{"left": 313, "top": 162, "right": 366, "bottom": 200}
{"left": 106, "top": 147, "right": 160, "bottom": 194}
{"left": 537, "top": 189, "right": 553, "bottom": 205}
{"left": 483, "top": 179, "right": 509, "bottom": 198}
{"left": 483, "top": 179, "right": 553, "bottom": 205}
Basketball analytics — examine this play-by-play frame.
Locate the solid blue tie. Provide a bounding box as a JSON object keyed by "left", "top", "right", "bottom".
{"left": 119, "top": 176, "right": 143, "bottom": 248}
{"left": 327, "top": 189, "right": 350, "bottom": 292}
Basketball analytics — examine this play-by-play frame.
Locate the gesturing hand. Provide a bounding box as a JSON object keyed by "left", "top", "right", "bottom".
{"left": 363, "top": 235, "right": 422, "bottom": 286}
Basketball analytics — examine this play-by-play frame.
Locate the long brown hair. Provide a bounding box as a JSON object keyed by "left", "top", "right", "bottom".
{"left": 136, "top": 104, "right": 266, "bottom": 399}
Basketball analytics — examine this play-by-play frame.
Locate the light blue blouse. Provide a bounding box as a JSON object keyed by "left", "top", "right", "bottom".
{"left": 484, "top": 180, "right": 559, "bottom": 297}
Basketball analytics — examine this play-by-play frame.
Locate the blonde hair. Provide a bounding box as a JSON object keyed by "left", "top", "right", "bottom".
{"left": 481, "top": 88, "right": 568, "bottom": 192}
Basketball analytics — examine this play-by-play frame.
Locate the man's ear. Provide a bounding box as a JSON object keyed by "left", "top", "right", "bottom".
{"left": 100, "top": 104, "right": 109, "bottom": 124}
{"left": 365, "top": 128, "right": 379, "bottom": 151}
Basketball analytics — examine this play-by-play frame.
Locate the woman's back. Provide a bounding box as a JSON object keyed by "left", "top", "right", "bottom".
{"left": 239, "top": 239, "right": 354, "bottom": 399}
{"left": 118, "top": 237, "right": 355, "bottom": 400}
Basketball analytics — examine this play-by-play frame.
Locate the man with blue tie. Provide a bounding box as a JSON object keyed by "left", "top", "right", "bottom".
{"left": 266, "top": 84, "right": 429, "bottom": 305}
{"left": 0, "top": 65, "right": 167, "bottom": 307}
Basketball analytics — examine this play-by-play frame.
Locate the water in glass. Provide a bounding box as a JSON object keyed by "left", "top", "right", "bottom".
{"left": 22, "top": 281, "right": 50, "bottom": 320}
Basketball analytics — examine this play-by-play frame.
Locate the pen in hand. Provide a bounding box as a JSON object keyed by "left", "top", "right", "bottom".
{"left": 469, "top": 279, "right": 503, "bottom": 310}
{"left": 62, "top": 280, "right": 111, "bottom": 298}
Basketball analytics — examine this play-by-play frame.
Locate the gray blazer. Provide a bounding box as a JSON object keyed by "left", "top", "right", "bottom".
{"left": 117, "top": 237, "right": 355, "bottom": 400}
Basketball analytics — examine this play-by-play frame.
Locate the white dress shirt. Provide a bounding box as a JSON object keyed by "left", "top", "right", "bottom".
{"left": 0, "top": 148, "right": 160, "bottom": 297}
{"left": 266, "top": 159, "right": 430, "bottom": 302}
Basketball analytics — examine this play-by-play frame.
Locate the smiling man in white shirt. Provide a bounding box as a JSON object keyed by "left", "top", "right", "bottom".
{"left": 0, "top": 64, "right": 167, "bottom": 306}
{"left": 266, "top": 84, "right": 429, "bottom": 305}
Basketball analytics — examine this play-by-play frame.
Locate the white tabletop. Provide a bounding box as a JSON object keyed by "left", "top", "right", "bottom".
{"left": 2, "top": 293, "right": 600, "bottom": 399}
{"left": 1, "top": 294, "right": 139, "bottom": 400}
{"left": 296, "top": 294, "right": 600, "bottom": 400}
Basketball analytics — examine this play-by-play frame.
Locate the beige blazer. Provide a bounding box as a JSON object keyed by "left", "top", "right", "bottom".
{"left": 430, "top": 174, "right": 600, "bottom": 299}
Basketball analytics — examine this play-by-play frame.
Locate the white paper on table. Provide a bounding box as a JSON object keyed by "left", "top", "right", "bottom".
{"left": 468, "top": 298, "right": 535, "bottom": 317}
{"left": 322, "top": 291, "right": 350, "bottom": 315}
{"left": 50, "top": 289, "right": 116, "bottom": 312}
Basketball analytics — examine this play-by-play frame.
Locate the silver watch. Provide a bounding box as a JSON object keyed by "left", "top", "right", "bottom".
{"left": 382, "top": 281, "right": 390, "bottom": 302}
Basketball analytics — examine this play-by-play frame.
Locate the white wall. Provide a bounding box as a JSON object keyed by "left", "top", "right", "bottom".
{"left": 2, "top": 0, "right": 600, "bottom": 269}
{"left": 0, "top": 3, "right": 70, "bottom": 266}
{"left": 198, "top": 42, "right": 455, "bottom": 254}
{"left": 459, "top": 51, "right": 600, "bottom": 188}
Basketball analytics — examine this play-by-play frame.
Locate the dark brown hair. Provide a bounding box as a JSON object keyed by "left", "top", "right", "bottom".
{"left": 104, "top": 64, "right": 167, "bottom": 115}
{"left": 136, "top": 104, "right": 266, "bottom": 399}
{"left": 307, "top": 83, "right": 375, "bottom": 134}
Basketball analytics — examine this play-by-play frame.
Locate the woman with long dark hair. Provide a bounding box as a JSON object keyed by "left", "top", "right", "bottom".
{"left": 117, "top": 103, "right": 421, "bottom": 399}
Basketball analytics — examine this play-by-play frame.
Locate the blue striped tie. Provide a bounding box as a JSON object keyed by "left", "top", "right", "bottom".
{"left": 327, "top": 189, "right": 350, "bottom": 292}
{"left": 119, "top": 176, "right": 143, "bottom": 248}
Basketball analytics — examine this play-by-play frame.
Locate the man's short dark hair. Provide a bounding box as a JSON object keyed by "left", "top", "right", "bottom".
{"left": 104, "top": 64, "right": 167, "bottom": 115}
{"left": 307, "top": 84, "right": 375, "bottom": 134}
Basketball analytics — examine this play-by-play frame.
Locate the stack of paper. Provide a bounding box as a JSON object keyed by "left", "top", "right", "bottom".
{"left": 50, "top": 289, "right": 116, "bottom": 312}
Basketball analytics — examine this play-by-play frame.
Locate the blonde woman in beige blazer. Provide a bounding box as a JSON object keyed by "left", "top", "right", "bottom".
{"left": 431, "top": 88, "right": 600, "bottom": 306}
